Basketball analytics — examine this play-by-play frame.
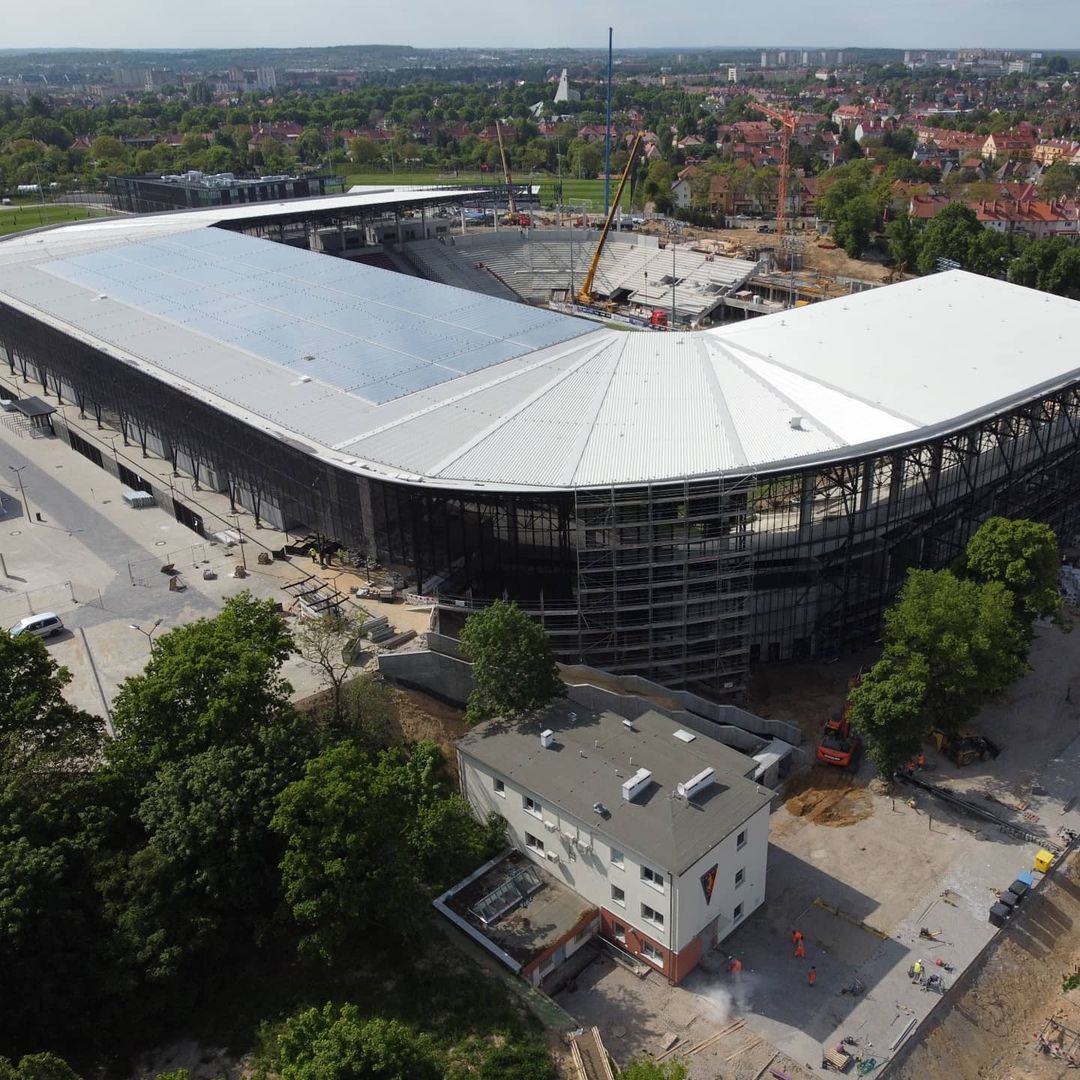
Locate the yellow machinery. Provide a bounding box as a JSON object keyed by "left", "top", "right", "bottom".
{"left": 577, "top": 131, "right": 643, "bottom": 305}
{"left": 494, "top": 120, "right": 516, "bottom": 218}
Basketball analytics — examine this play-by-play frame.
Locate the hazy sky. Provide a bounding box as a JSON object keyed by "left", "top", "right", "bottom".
{"left": 3, "top": 0, "right": 1078, "bottom": 51}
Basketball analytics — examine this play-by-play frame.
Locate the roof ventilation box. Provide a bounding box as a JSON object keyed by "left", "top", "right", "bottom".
{"left": 540, "top": 729, "right": 554, "bottom": 748}
{"left": 621, "top": 767, "right": 653, "bottom": 802}
{"left": 789, "top": 415, "right": 805, "bottom": 430}
{"left": 677, "top": 767, "right": 716, "bottom": 800}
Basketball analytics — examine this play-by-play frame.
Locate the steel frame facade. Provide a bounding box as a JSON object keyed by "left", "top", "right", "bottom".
{"left": 3, "top": 298, "right": 1079, "bottom": 701}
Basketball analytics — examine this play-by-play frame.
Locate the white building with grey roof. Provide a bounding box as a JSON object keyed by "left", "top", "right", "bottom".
{"left": 457, "top": 702, "right": 773, "bottom": 983}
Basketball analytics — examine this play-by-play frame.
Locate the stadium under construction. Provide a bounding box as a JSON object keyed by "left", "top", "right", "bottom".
{"left": 1, "top": 187, "right": 1079, "bottom": 700}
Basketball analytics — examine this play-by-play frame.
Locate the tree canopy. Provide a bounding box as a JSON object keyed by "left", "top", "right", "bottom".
{"left": 272, "top": 740, "right": 501, "bottom": 960}
{"left": 458, "top": 600, "right": 564, "bottom": 726}
{"left": 850, "top": 519, "right": 1057, "bottom": 776}
{"left": 964, "top": 516, "right": 1061, "bottom": 622}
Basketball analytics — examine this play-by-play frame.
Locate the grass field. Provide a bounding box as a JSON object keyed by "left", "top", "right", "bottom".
{"left": 0, "top": 203, "right": 105, "bottom": 237}
{"left": 345, "top": 171, "right": 629, "bottom": 211}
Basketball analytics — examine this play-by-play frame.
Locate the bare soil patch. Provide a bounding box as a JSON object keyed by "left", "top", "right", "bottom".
{"left": 781, "top": 766, "right": 874, "bottom": 828}
{"left": 894, "top": 850, "right": 1080, "bottom": 1080}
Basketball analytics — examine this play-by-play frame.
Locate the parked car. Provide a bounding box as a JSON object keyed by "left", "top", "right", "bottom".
{"left": 9, "top": 612, "right": 64, "bottom": 639}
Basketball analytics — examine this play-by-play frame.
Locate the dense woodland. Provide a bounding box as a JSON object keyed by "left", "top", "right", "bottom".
{"left": 0, "top": 593, "right": 559, "bottom": 1080}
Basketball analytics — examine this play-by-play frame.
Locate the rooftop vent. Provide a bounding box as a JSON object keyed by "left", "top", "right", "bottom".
{"left": 621, "top": 767, "right": 653, "bottom": 803}
{"left": 593, "top": 802, "right": 610, "bottom": 818}
{"left": 673, "top": 729, "right": 696, "bottom": 743}
{"left": 540, "top": 729, "right": 554, "bottom": 749}
{"left": 622, "top": 719, "right": 635, "bottom": 731}
{"left": 789, "top": 415, "right": 805, "bottom": 431}
{"left": 677, "top": 767, "right": 716, "bottom": 801}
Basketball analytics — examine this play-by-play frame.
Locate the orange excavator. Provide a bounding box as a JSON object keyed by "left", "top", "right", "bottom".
{"left": 817, "top": 673, "right": 863, "bottom": 769}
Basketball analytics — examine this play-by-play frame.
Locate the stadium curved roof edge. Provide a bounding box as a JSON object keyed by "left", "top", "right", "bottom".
{"left": 2, "top": 193, "right": 1080, "bottom": 491}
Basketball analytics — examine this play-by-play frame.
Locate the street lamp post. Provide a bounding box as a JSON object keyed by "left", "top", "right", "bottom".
{"left": 8, "top": 465, "right": 30, "bottom": 523}
{"left": 129, "top": 618, "right": 162, "bottom": 654}
{"left": 233, "top": 515, "right": 248, "bottom": 570}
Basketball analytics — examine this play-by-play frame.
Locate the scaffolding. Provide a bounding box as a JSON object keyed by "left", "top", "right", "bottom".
{"left": 5, "top": 295, "right": 1080, "bottom": 703}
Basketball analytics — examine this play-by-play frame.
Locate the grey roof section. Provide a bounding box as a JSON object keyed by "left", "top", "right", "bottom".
{"left": 458, "top": 702, "right": 774, "bottom": 875}
{"left": 4, "top": 202, "right": 1080, "bottom": 491}
{"left": 37, "top": 229, "right": 594, "bottom": 406}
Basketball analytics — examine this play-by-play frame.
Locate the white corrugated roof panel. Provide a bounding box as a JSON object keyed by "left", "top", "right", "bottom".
{"left": 4, "top": 200, "right": 1080, "bottom": 492}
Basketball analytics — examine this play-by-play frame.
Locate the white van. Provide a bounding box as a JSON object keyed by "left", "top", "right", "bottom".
{"left": 9, "top": 612, "right": 65, "bottom": 639}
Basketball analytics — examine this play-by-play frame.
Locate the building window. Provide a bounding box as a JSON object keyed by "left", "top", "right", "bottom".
{"left": 613, "top": 921, "right": 626, "bottom": 944}
{"left": 494, "top": 778, "right": 505, "bottom": 797}
{"left": 525, "top": 832, "right": 544, "bottom": 853}
{"left": 641, "top": 865, "right": 664, "bottom": 892}
{"left": 523, "top": 795, "right": 542, "bottom": 818}
{"left": 611, "top": 884, "right": 626, "bottom": 907}
{"left": 735, "top": 867, "right": 745, "bottom": 888}
{"left": 736, "top": 829, "right": 747, "bottom": 850}
{"left": 641, "top": 941, "right": 663, "bottom": 965}
{"left": 610, "top": 846, "right": 625, "bottom": 869}
{"left": 734, "top": 903, "right": 744, "bottom": 921}
{"left": 641, "top": 903, "right": 664, "bottom": 930}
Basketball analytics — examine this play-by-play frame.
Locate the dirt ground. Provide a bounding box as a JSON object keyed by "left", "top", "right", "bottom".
{"left": 893, "top": 849, "right": 1080, "bottom": 1080}
{"left": 781, "top": 767, "right": 875, "bottom": 828}
{"left": 638, "top": 220, "right": 897, "bottom": 284}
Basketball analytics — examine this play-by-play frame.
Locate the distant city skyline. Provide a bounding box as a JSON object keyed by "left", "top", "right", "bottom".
{"left": 2, "top": 0, "right": 1078, "bottom": 53}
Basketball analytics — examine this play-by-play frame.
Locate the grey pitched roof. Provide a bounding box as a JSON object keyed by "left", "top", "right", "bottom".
{"left": 458, "top": 701, "right": 774, "bottom": 875}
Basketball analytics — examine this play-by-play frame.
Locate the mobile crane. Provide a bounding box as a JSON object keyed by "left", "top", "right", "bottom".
{"left": 576, "top": 131, "right": 643, "bottom": 306}
{"left": 494, "top": 120, "right": 518, "bottom": 221}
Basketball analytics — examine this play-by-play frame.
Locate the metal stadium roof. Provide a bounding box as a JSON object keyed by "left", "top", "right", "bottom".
{"left": 3, "top": 204, "right": 1080, "bottom": 491}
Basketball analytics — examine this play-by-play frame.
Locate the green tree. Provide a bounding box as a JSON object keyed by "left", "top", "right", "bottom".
{"left": 266, "top": 1006, "right": 438, "bottom": 1080}
{"left": 885, "top": 211, "right": 921, "bottom": 270}
{"left": 107, "top": 592, "right": 294, "bottom": 780}
{"left": 295, "top": 611, "right": 364, "bottom": 730}
{"left": 0, "top": 637, "right": 121, "bottom": 1057}
{"left": 349, "top": 136, "right": 381, "bottom": 166}
{"left": 273, "top": 740, "right": 499, "bottom": 960}
{"left": 443, "top": 1035, "right": 555, "bottom": 1080}
{"left": 1041, "top": 160, "right": 1079, "bottom": 200}
{"left": 458, "top": 600, "right": 564, "bottom": 726}
{"left": 0, "top": 631, "right": 103, "bottom": 771}
{"left": 101, "top": 594, "right": 308, "bottom": 981}
{"left": 0, "top": 1054, "right": 82, "bottom": 1080}
{"left": 620, "top": 1058, "right": 690, "bottom": 1080}
{"left": 832, "top": 194, "right": 878, "bottom": 257}
{"left": 964, "top": 517, "right": 1061, "bottom": 623}
{"left": 914, "top": 203, "right": 983, "bottom": 274}
{"left": 847, "top": 656, "right": 929, "bottom": 776}
{"left": 883, "top": 569, "right": 1028, "bottom": 731}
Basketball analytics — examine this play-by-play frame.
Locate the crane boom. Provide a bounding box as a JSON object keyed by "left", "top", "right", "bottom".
{"left": 577, "top": 131, "right": 643, "bottom": 305}
{"left": 748, "top": 102, "right": 796, "bottom": 244}
{"left": 494, "top": 120, "right": 516, "bottom": 216}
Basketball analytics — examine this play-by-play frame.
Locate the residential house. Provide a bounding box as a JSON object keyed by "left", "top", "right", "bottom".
{"left": 974, "top": 198, "right": 1078, "bottom": 239}
{"left": 854, "top": 119, "right": 896, "bottom": 144}
{"left": 1033, "top": 138, "right": 1080, "bottom": 166}
{"left": 982, "top": 132, "right": 1037, "bottom": 162}
{"left": 672, "top": 164, "right": 699, "bottom": 209}
{"left": 457, "top": 704, "right": 773, "bottom": 984}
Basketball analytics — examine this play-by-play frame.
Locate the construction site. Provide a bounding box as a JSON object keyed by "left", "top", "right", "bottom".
{"left": 547, "top": 618, "right": 1080, "bottom": 1080}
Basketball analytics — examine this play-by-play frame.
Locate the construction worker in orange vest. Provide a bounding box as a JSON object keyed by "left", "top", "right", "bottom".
{"left": 792, "top": 929, "right": 803, "bottom": 947}
{"left": 794, "top": 938, "right": 806, "bottom": 959}
{"left": 729, "top": 956, "right": 743, "bottom": 975}
{"left": 808, "top": 966, "right": 817, "bottom": 987}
